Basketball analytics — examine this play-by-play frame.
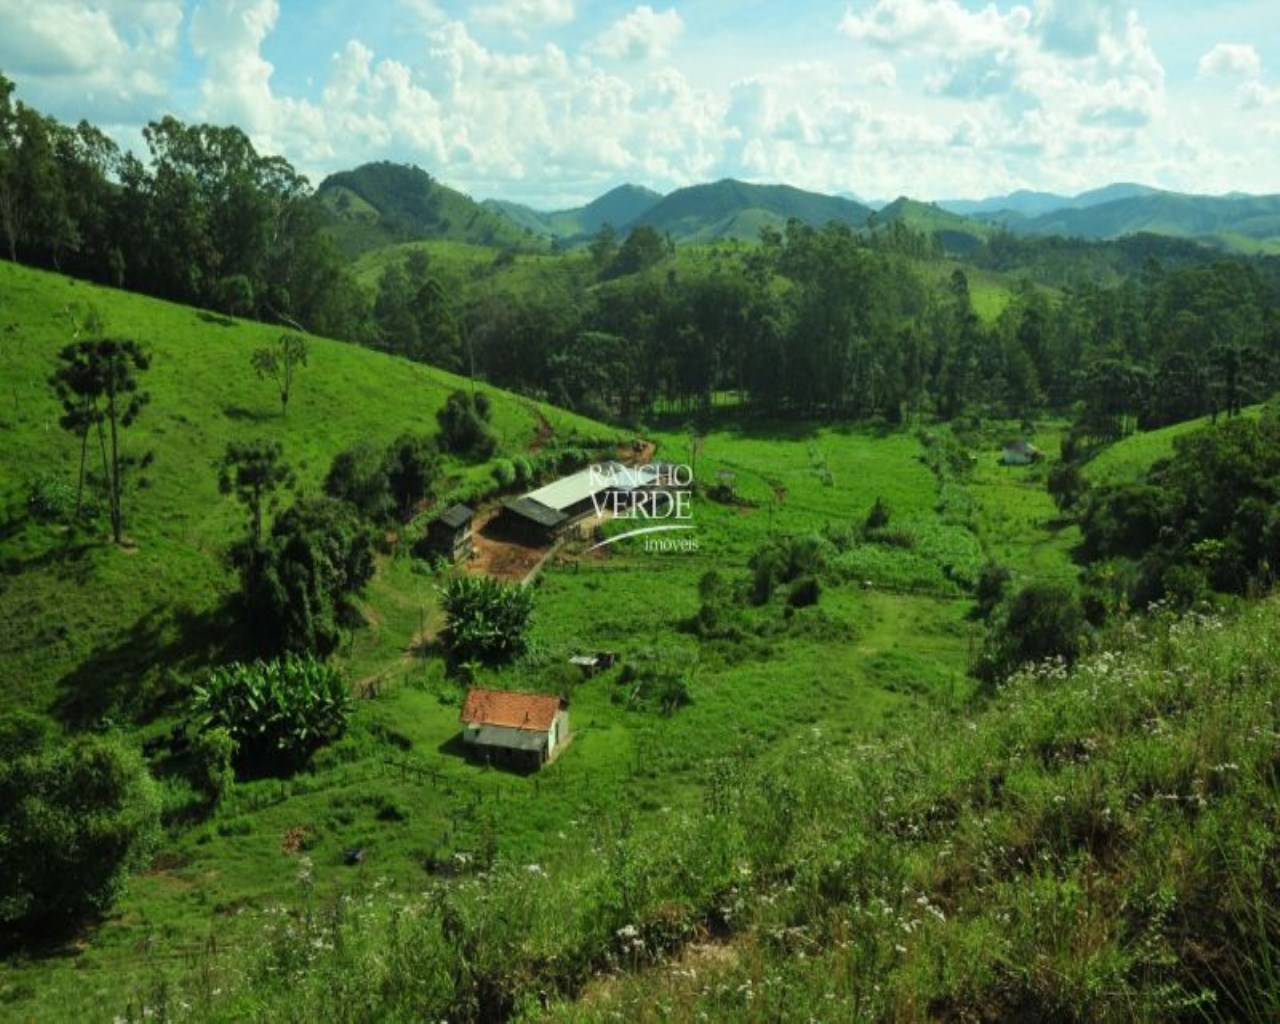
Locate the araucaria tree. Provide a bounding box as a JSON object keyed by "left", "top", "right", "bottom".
{"left": 252, "top": 332, "right": 308, "bottom": 415}
{"left": 49, "top": 338, "right": 150, "bottom": 543}
{"left": 218, "top": 439, "right": 295, "bottom": 554}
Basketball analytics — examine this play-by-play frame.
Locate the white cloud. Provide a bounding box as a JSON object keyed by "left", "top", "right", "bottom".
{"left": 840, "top": 0, "right": 1031, "bottom": 52}
{"left": 1239, "top": 80, "right": 1280, "bottom": 109}
{"left": 1197, "top": 43, "right": 1262, "bottom": 78}
{"left": 0, "top": 0, "right": 181, "bottom": 117}
{"left": 473, "top": 0, "right": 575, "bottom": 31}
{"left": 588, "top": 5, "right": 684, "bottom": 61}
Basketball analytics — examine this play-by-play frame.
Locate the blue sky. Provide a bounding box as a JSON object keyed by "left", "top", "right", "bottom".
{"left": 1, "top": 1, "right": 1277, "bottom": 208}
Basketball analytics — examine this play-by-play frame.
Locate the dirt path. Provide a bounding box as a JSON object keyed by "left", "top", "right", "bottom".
{"left": 466, "top": 507, "right": 550, "bottom": 583}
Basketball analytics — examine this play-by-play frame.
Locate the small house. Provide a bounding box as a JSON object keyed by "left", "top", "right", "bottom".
{"left": 426, "top": 503, "right": 474, "bottom": 562}
{"left": 1001, "top": 440, "right": 1042, "bottom": 466}
{"left": 459, "top": 687, "right": 569, "bottom": 771}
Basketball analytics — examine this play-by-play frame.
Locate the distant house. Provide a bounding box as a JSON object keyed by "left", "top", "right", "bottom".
{"left": 459, "top": 687, "right": 569, "bottom": 770}
{"left": 499, "top": 462, "right": 639, "bottom": 544}
{"left": 1001, "top": 439, "right": 1043, "bottom": 465}
{"left": 425, "top": 503, "right": 474, "bottom": 562}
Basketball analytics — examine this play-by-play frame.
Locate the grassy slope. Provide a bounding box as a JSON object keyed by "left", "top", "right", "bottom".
{"left": 0, "top": 260, "right": 615, "bottom": 717}
{"left": 0, "top": 406, "right": 1080, "bottom": 1021}
{"left": 1084, "top": 407, "right": 1263, "bottom": 486}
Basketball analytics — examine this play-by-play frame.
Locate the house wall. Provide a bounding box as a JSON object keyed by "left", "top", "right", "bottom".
{"left": 547, "top": 709, "right": 570, "bottom": 755}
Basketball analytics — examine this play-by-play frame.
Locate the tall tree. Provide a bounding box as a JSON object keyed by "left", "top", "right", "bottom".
{"left": 219, "top": 439, "right": 295, "bottom": 553}
{"left": 251, "top": 332, "right": 308, "bottom": 415}
{"left": 50, "top": 338, "right": 150, "bottom": 544}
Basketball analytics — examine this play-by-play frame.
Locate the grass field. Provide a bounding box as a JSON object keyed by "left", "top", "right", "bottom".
{"left": 0, "top": 262, "right": 1097, "bottom": 1020}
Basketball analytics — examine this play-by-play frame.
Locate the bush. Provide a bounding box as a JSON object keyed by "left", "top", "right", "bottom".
{"left": 862, "top": 496, "right": 892, "bottom": 535}
{"left": 973, "top": 561, "right": 1011, "bottom": 621}
{"left": 325, "top": 442, "right": 394, "bottom": 522}
{"left": 26, "top": 471, "right": 92, "bottom": 523}
{"left": 0, "top": 730, "right": 160, "bottom": 936}
{"left": 440, "top": 575, "right": 534, "bottom": 664}
{"left": 491, "top": 458, "right": 516, "bottom": 488}
{"left": 978, "top": 582, "right": 1084, "bottom": 686}
{"left": 191, "top": 655, "right": 349, "bottom": 774}
{"left": 436, "top": 389, "right": 497, "bottom": 461}
{"left": 787, "top": 575, "right": 821, "bottom": 608}
{"left": 188, "top": 726, "right": 237, "bottom": 804}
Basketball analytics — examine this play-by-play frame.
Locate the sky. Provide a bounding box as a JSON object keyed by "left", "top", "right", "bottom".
{"left": 1, "top": 0, "right": 1277, "bottom": 209}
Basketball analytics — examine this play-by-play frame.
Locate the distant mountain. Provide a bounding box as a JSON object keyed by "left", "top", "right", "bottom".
{"left": 483, "top": 184, "right": 663, "bottom": 240}
{"left": 939, "top": 182, "right": 1161, "bottom": 219}
{"left": 627, "top": 179, "right": 874, "bottom": 242}
{"left": 869, "top": 197, "right": 992, "bottom": 254}
{"left": 1012, "top": 192, "right": 1280, "bottom": 247}
{"left": 316, "top": 162, "right": 543, "bottom": 257}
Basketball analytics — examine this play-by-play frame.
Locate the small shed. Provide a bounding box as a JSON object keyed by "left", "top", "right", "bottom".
{"left": 459, "top": 687, "right": 569, "bottom": 771}
{"left": 1001, "top": 440, "right": 1042, "bottom": 465}
{"left": 426, "top": 503, "right": 474, "bottom": 561}
{"left": 569, "top": 651, "right": 618, "bottom": 677}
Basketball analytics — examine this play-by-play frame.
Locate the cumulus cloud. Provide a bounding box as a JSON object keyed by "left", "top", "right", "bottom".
{"left": 0, "top": 0, "right": 181, "bottom": 117}
{"left": 1198, "top": 43, "right": 1262, "bottom": 78}
{"left": 588, "top": 5, "right": 684, "bottom": 61}
{"left": 1239, "top": 80, "right": 1280, "bottom": 109}
{"left": 473, "top": 0, "right": 575, "bottom": 32}
{"left": 840, "top": 0, "right": 1032, "bottom": 52}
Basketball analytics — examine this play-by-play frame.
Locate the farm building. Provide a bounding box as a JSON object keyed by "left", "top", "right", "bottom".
{"left": 459, "top": 687, "right": 569, "bottom": 770}
{"left": 423, "top": 503, "right": 474, "bottom": 562}
{"left": 498, "top": 462, "right": 639, "bottom": 543}
{"left": 1001, "top": 439, "right": 1043, "bottom": 465}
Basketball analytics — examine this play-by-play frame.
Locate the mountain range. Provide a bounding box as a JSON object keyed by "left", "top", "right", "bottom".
{"left": 316, "top": 163, "right": 1280, "bottom": 256}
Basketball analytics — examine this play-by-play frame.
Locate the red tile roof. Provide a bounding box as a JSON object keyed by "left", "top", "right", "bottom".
{"left": 460, "top": 687, "right": 564, "bottom": 732}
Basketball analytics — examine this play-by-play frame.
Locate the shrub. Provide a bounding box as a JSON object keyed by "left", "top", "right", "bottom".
{"left": 978, "top": 582, "right": 1084, "bottom": 686}
{"left": 325, "top": 441, "right": 394, "bottom": 522}
{"left": 436, "top": 389, "right": 497, "bottom": 461}
{"left": 26, "top": 471, "right": 89, "bottom": 523}
{"left": 191, "top": 655, "right": 349, "bottom": 774}
{"left": 491, "top": 458, "right": 516, "bottom": 488}
{"left": 188, "top": 726, "right": 237, "bottom": 805}
{"left": 787, "top": 575, "right": 821, "bottom": 608}
{"left": 439, "top": 575, "right": 534, "bottom": 664}
{"left": 973, "top": 561, "right": 1011, "bottom": 620}
{"left": 0, "top": 731, "right": 160, "bottom": 936}
{"left": 862, "top": 496, "right": 892, "bottom": 535}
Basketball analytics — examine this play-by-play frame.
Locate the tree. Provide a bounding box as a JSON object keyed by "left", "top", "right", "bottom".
{"left": 384, "top": 433, "right": 440, "bottom": 519}
{"left": 0, "top": 727, "right": 160, "bottom": 936}
{"left": 49, "top": 338, "right": 150, "bottom": 544}
{"left": 324, "top": 441, "right": 394, "bottom": 522}
{"left": 439, "top": 575, "right": 534, "bottom": 664}
{"left": 252, "top": 332, "right": 308, "bottom": 415}
{"left": 219, "top": 439, "right": 295, "bottom": 551}
{"left": 48, "top": 306, "right": 105, "bottom": 519}
{"left": 436, "top": 389, "right": 497, "bottom": 461}
{"left": 241, "top": 497, "right": 375, "bottom": 657}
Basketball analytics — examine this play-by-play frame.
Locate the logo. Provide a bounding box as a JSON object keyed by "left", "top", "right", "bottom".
{"left": 585, "top": 462, "right": 698, "bottom": 552}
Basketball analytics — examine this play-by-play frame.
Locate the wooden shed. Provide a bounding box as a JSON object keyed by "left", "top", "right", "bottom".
{"left": 426, "top": 503, "right": 474, "bottom": 561}
{"left": 459, "top": 687, "right": 569, "bottom": 771}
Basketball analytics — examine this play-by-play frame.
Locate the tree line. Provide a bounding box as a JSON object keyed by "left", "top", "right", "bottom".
{"left": 6, "top": 71, "right": 1279, "bottom": 434}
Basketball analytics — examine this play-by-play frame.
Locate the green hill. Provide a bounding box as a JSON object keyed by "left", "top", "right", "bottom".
{"left": 0, "top": 260, "right": 615, "bottom": 718}
{"left": 484, "top": 184, "right": 663, "bottom": 241}
{"left": 1013, "top": 191, "right": 1280, "bottom": 250}
{"left": 629, "top": 178, "right": 873, "bottom": 242}
{"left": 870, "top": 196, "right": 992, "bottom": 254}
{"left": 316, "top": 162, "right": 546, "bottom": 258}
